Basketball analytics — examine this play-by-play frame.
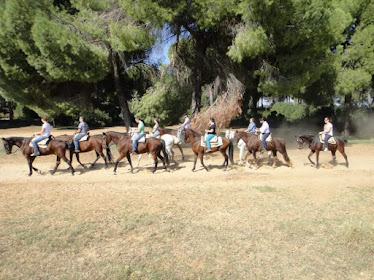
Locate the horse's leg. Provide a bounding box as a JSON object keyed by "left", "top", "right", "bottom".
{"left": 339, "top": 147, "right": 349, "bottom": 168}
{"left": 307, "top": 150, "right": 315, "bottom": 165}
{"left": 331, "top": 150, "right": 337, "bottom": 164}
{"left": 127, "top": 153, "right": 134, "bottom": 173}
{"left": 62, "top": 155, "right": 75, "bottom": 175}
{"left": 90, "top": 151, "right": 100, "bottom": 168}
{"left": 219, "top": 149, "right": 229, "bottom": 170}
{"left": 170, "top": 148, "right": 175, "bottom": 163}
{"left": 30, "top": 157, "right": 41, "bottom": 174}
{"left": 152, "top": 153, "right": 158, "bottom": 173}
{"left": 113, "top": 153, "right": 126, "bottom": 175}
{"left": 192, "top": 152, "right": 198, "bottom": 171}
{"left": 99, "top": 150, "right": 108, "bottom": 168}
{"left": 51, "top": 156, "right": 61, "bottom": 175}
{"left": 157, "top": 151, "right": 167, "bottom": 170}
{"left": 27, "top": 156, "right": 33, "bottom": 176}
{"left": 239, "top": 145, "right": 245, "bottom": 164}
{"left": 315, "top": 150, "right": 320, "bottom": 169}
{"left": 136, "top": 154, "right": 143, "bottom": 168}
{"left": 177, "top": 144, "right": 185, "bottom": 160}
{"left": 272, "top": 150, "right": 277, "bottom": 168}
{"left": 75, "top": 153, "right": 86, "bottom": 168}
{"left": 199, "top": 152, "right": 209, "bottom": 171}
{"left": 253, "top": 151, "right": 259, "bottom": 169}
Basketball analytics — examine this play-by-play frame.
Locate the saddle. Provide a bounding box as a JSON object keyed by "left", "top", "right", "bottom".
{"left": 319, "top": 134, "right": 336, "bottom": 144}
{"left": 29, "top": 135, "right": 53, "bottom": 148}
{"left": 259, "top": 133, "right": 272, "bottom": 142}
{"left": 200, "top": 134, "right": 223, "bottom": 148}
{"left": 79, "top": 134, "right": 90, "bottom": 142}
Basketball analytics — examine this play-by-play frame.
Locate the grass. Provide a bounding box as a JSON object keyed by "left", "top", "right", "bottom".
{"left": 1, "top": 181, "right": 373, "bottom": 280}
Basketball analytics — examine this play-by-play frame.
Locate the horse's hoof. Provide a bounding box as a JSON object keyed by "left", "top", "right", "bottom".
{"left": 113, "top": 172, "right": 116, "bottom": 175}
{"left": 37, "top": 170, "right": 42, "bottom": 174}
{"left": 28, "top": 174, "right": 31, "bottom": 177}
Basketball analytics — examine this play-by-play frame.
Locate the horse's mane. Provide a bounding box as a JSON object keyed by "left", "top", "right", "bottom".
{"left": 187, "top": 129, "right": 201, "bottom": 137}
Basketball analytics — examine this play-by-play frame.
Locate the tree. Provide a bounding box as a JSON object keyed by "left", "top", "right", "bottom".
{"left": 123, "top": 0, "right": 239, "bottom": 115}
{"left": 332, "top": 0, "right": 374, "bottom": 136}
{"left": 0, "top": 0, "right": 156, "bottom": 129}
{"left": 227, "top": 0, "right": 352, "bottom": 118}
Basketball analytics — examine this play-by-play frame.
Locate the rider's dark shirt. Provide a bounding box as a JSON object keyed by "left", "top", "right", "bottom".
{"left": 208, "top": 124, "right": 216, "bottom": 135}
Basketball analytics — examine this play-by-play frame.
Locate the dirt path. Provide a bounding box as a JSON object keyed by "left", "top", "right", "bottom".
{"left": 1, "top": 126, "right": 373, "bottom": 279}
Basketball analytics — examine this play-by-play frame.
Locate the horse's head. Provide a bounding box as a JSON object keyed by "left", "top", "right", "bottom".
{"left": 295, "top": 136, "right": 305, "bottom": 149}
{"left": 233, "top": 130, "right": 241, "bottom": 144}
{"left": 2, "top": 137, "right": 12, "bottom": 154}
{"left": 225, "top": 129, "right": 234, "bottom": 140}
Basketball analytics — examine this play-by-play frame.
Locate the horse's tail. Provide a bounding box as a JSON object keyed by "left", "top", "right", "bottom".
{"left": 65, "top": 141, "right": 73, "bottom": 150}
{"left": 161, "top": 139, "right": 169, "bottom": 166}
{"left": 229, "top": 139, "right": 234, "bottom": 165}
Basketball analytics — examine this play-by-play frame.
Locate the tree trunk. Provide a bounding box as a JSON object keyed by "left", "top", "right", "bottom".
{"left": 191, "top": 39, "right": 205, "bottom": 116}
{"left": 8, "top": 102, "right": 14, "bottom": 120}
{"left": 343, "top": 93, "right": 352, "bottom": 137}
{"left": 111, "top": 52, "right": 132, "bottom": 131}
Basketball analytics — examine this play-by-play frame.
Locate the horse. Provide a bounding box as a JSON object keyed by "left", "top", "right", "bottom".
{"left": 234, "top": 131, "right": 292, "bottom": 168}
{"left": 226, "top": 129, "right": 256, "bottom": 165}
{"left": 183, "top": 128, "right": 234, "bottom": 171}
{"left": 2, "top": 136, "right": 74, "bottom": 176}
{"left": 296, "top": 134, "right": 348, "bottom": 168}
{"left": 108, "top": 133, "right": 169, "bottom": 174}
{"left": 159, "top": 128, "right": 185, "bottom": 160}
{"left": 55, "top": 134, "right": 109, "bottom": 169}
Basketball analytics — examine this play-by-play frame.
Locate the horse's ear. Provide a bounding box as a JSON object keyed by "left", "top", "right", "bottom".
{"left": 102, "top": 132, "right": 106, "bottom": 136}
{"left": 236, "top": 130, "right": 238, "bottom": 132}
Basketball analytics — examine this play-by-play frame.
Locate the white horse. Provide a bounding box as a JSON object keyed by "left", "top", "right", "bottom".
{"left": 225, "top": 129, "right": 247, "bottom": 165}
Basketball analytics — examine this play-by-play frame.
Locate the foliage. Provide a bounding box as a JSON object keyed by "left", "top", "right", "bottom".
{"left": 132, "top": 74, "right": 192, "bottom": 126}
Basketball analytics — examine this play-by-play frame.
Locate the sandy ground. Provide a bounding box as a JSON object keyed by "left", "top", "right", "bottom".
{"left": 1, "top": 126, "right": 374, "bottom": 279}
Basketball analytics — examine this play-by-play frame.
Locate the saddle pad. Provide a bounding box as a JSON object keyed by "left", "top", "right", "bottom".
{"left": 29, "top": 137, "right": 50, "bottom": 148}
{"left": 79, "top": 135, "right": 90, "bottom": 142}
{"left": 131, "top": 134, "right": 146, "bottom": 143}
{"left": 200, "top": 136, "right": 223, "bottom": 148}
{"left": 259, "top": 134, "right": 272, "bottom": 142}
{"left": 319, "top": 134, "right": 336, "bottom": 144}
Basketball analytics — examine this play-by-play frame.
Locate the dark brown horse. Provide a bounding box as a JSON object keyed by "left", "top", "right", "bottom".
{"left": 234, "top": 131, "right": 292, "bottom": 168}
{"left": 159, "top": 128, "right": 185, "bottom": 160}
{"left": 55, "top": 134, "right": 109, "bottom": 168}
{"left": 108, "top": 133, "right": 169, "bottom": 174}
{"left": 2, "top": 136, "right": 74, "bottom": 176}
{"left": 296, "top": 134, "right": 348, "bottom": 168}
{"left": 183, "top": 129, "right": 234, "bottom": 171}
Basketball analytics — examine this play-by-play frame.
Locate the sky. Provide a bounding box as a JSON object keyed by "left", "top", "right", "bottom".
{"left": 147, "top": 27, "right": 176, "bottom": 65}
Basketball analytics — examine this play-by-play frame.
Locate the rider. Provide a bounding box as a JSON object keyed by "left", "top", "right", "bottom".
{"left": 178, "top": 113, "right": 190, "bottom": 140}
{"left": 246, "top": 118, "right": 256, "bottom": 134}
{"left": 205, "top": 117, "right": 216, "bottom": 153}
{"left": 319, "top": 117, "right": 333, "bottom": 152}
{"left": 258, "top": 117, "right": 270, "bottom": 150}
{"left": 150, "top": 117, "right": 160, "bottom": 138}
{"left": 131, "top": 117, "right": 145, "bottom": 155}
{"left": 73, "top": 116, "right": 89, "bottom": 153}
{"left": 31, "top": 116, "right": 51, "bottom": 157}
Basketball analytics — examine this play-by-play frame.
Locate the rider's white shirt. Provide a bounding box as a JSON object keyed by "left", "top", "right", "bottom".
{"left": 324, "top": 123, "right": 333, "bottom": 136}
{"left": 42, "top": 123, "right": 51, "bottom": 137}
{"left": 260, "top": 121, "right": 270, "bottom": 134}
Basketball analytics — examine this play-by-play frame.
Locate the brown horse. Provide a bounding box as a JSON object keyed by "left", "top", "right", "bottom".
{"left": 55, "top": 134, "right": 109, "bottom": 168}
{"left": 159, "top": 128, "right": 185, "bottom": 160}
{"left": 234, "top": 131, "right": 292, "bottom": 168}
{"left": 183, "top": 129, "right": 234, "bottom": 171}
{"left": 108, "top": 133, "right": 169, "bottom": 174}
{"left": 2, "top": 136, "right": 74, "bottom": 176}
{"left": 296, "top": 134, "right": 348, "bottom": 168}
